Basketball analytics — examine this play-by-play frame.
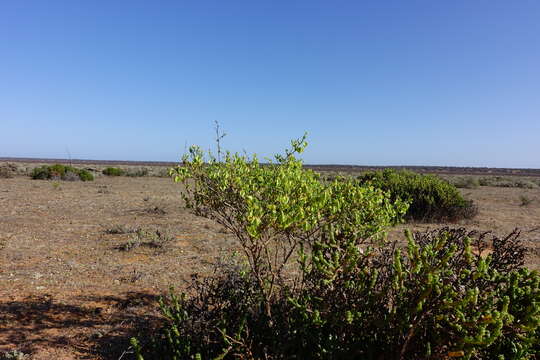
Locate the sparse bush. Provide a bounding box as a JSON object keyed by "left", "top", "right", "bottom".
{"left": 358, "top": 169, "right": 477, "bottom": 222}
{"left": 104, "top": 224, "right": 136, "bottom": 234}
{"left": 451, "top": 176, "right": 480, "bottom": 189}
{"left": 63, "top": 171, "right": 80, "bottom": 181}
{"left": 121, "top": 236, "right": 141, "bottom": 252}
{"left": 157, "top": 168, "right": 171, "bottom": 177}
{"left": 520, "top": 195, "right": 534, "bottom": 207}
{"left": 30, "top": 164, "right": 94, "bottom": 181}
{"left": 119, "top": 227, "right": 174, "bottom": 251}
{"left": 479, "top": 176, "right": 538, "bottom": 189}
{"left": 145, "top": 205, "right": 167, "bottom": 215}
{"left": 126, "top": 168, "right": 149, "bottom": 177}
{"left": 97, "top": 185, "right": 110, "bottom": 194}
{"left": 0, "top": 163, "right": 17, "bottom": 178}
{"left": 102, "top": 167, "right": 125, "bottom": 176}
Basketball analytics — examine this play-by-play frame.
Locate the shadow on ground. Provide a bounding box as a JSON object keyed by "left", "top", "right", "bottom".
{"left": 0, "top": 292, "right": 162, "bottom": 359}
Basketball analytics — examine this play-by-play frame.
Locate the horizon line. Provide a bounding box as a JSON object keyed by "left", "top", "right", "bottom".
{"left": 1, "top": 156, "right": 540, "bottom": 173}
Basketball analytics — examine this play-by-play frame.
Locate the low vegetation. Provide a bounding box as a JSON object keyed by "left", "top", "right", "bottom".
{"left": 102, "top": 167, "right": 125, "bottom": 176}
{"left": 135, "top": 229, "right": 539, "bottom": 360}
{"left": 126, "top": 168, "right": 149, "bottom": 177}
{"left": 0, "top": 163, "right": 17, "bottom": 178}
{"left": 103, "top": 224, "right": 137, "bottom": 234}
{"left": 131, "top": 137, "right": 539, "bottom": 359}
{"left": 479, "top": 176, "right": 539, "bottom": 189}
{"left": 119, "top": 227, "right": 174, "bottom": 252}
{"left": 446, "top": 175, "right": 540, "bottom": 189}
{"left": 520, "top": 195, "right": 534, "bottom": 207}
{"left": 357, "top": 169, "right": 477, "bottom": 222}
{"left": 30, "top": 164, "right": 94, "bottom": 181}
{"left": 451, "top": 176, "right": 481, "bottom": 189}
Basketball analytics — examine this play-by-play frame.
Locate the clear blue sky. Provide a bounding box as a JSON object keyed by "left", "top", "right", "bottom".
{"left": 1, "top": 1, "right": 539, "bottom": 167}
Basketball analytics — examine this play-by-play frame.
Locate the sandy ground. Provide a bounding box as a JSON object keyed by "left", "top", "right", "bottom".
{"left": 1, "top": 175, "right": 539, "bottom": 359}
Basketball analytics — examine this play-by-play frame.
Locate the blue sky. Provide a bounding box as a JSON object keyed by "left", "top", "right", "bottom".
{"left": 1, "top": 1, "right": 539, "bottom": 167}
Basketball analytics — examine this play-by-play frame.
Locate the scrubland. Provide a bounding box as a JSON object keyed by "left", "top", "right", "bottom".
{"left": 0, "top": 160, "right": 539, "bottom": 359}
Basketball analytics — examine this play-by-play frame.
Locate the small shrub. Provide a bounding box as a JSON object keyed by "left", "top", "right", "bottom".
{"left": 451, "top": 176, "right": 480, "bottom": 189}
{"left": 104, "top": 224, "right": 136, "bottom": 234}
{"left": 156, "top": 168, "right": 171, "bottom": 177}
{"left": 102, "top": 167, "right": 125, "bottom": 176}
{"left": 121, "top": 236, "right": 142, "bottom": 252}
{"left": 63, "top": 171, "right": 80, "bottom": 181}
{"left": 97, "top": 186, "right": 110, "bottom": 194}
{"left": 30, "top": 164, "right": 94, "bottom": 181}
{"left": 358, "top": 169, "right": 477, "bottom": 222}
{"left": 0, "top": 163, "right": 17, "bottom": 178}
{"left": 514, "top": 180, "right": 537, "bottom": 189}
{"left": 78, "top": 169, "right": 94, "bottom": 181}
{"left": 30, "top": 166, "right": 50, "bottom": 180}
{"left": 520, "top": 195, "right": 534, "bottom": 207}
{"left": 145, "top": 205, "right": 167, "bottom": 215}
{"left": 119, "top": 228, "right": 174, "bottom": 251}
{"left": 126, "top": 168, "right": 149, "bottom": 177}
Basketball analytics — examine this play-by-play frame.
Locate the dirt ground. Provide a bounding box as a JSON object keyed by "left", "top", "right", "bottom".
{"left": 1, "top": 174, "right": 539, "bottom": 359}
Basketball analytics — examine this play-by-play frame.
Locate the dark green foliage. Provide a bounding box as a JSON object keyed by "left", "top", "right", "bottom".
{"left": 294, "top": 228, "right": 539, "bottom": 360}
{"left": 77, "top": 169, "right": 94, "bottom": 181}
{"left": 135, "top": 228, "right": 539, "bottom": 360}
{"left": 102, "top": 167, "right": 124, "bottom": 176}
{"left": 358, "top": 169, "right": 477, "bottom": 222}
{"left": 30, "top": 164, "right": 94, "bottom": 181}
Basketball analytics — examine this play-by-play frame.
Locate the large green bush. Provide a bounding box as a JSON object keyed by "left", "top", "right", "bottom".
{"left": 167, "top": 135, "right": 407, "bottom": 312}
{"left": 132, "top": 138, "right": 538, "bottom": 359}
{"left": 31, "top": 164, "right": 94, "bottom": 181}
{"left": 357, "top": 169, "right": 477, "bottom": 222}
{"left": 134, "top": 228, "right": 539, "bottom": 360}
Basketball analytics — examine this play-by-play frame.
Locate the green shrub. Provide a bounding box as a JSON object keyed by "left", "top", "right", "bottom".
{"left": 357, "top": 169, "right": 477, "bottom": 222}
{"left": 134, "top": 228, "right": 539, "bottom": 360}
{"left": 30, "top": 164, "right": 94, "bottom": 181}
{"left": 79, "top": 170, "right": 93, "bottom": 181}
{"left": 102, "top": 167, "right": 124, "bottom": 176}
{"left": 168, "top": 135, "right": 406, "bottom": 307}
{"left": 132, "top": 138, "right": 537, "bottom": 359}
